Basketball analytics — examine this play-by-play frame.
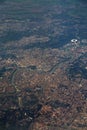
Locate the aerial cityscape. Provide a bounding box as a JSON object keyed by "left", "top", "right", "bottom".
{"left": 0, "top": 0, "right": 87, "bottom": 130}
